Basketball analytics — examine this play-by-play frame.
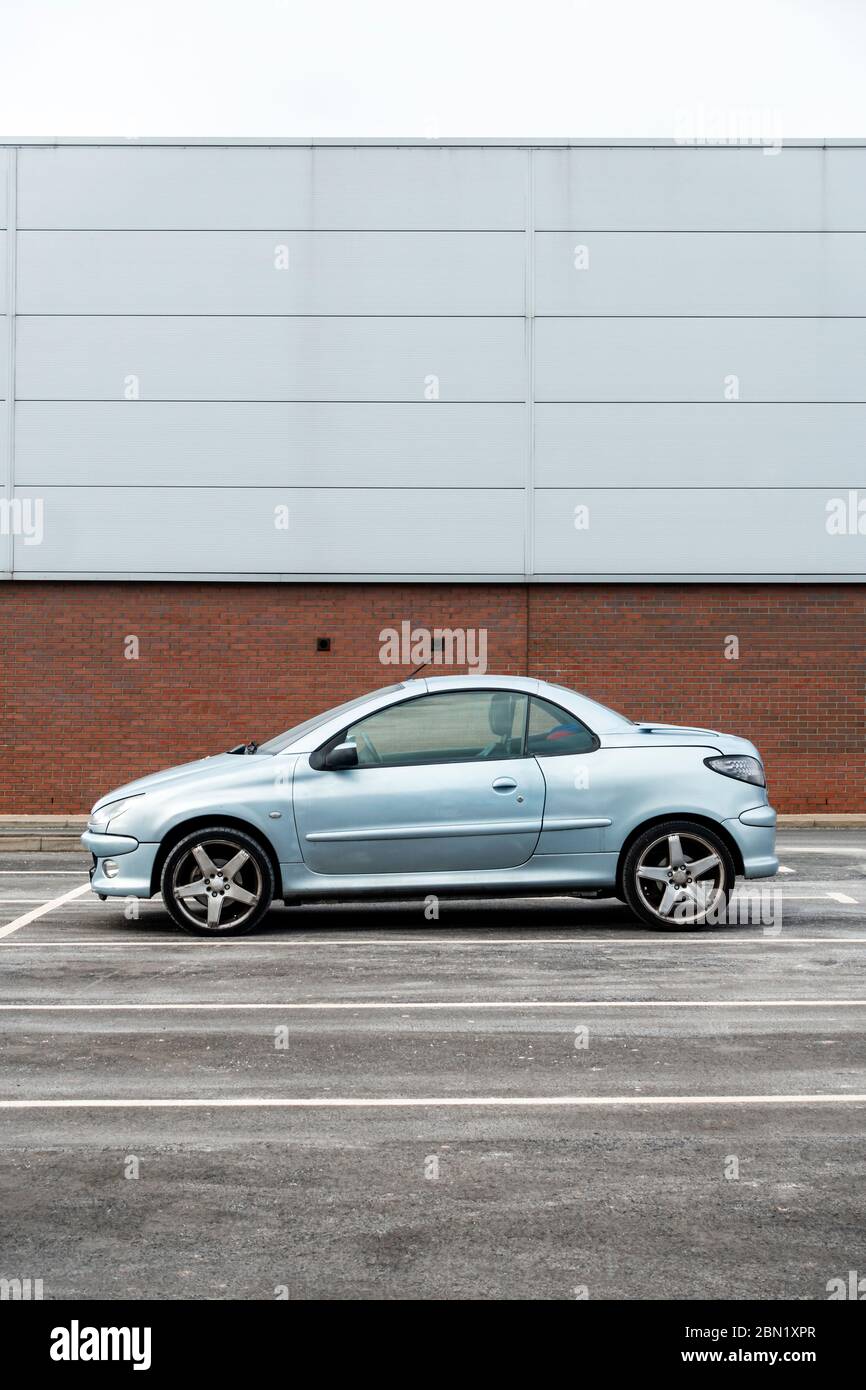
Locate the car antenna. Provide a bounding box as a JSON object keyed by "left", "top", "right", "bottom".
{"left": 408, "top": 637, "right": 445, "bottom": 679}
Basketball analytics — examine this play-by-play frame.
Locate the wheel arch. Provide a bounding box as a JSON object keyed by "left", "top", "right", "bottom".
{"left": 615, "top": 813, "right": 744, "bottom": 894}
{"left": 150, "top": 815, "right": 283, "bottom": 899}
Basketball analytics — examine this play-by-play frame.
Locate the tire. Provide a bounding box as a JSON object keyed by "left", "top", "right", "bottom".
{"left": 621, "top": 820, "right": 735, "bottom": 931}
{"left": 160, "top": 826, "right": 275, "bottom": 936}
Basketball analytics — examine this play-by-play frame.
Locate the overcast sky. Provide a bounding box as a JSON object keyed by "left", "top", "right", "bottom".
{"left": 1, "top": 0, "right": 865, "bottom": 138}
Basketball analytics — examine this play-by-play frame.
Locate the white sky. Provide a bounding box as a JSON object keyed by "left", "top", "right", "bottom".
{"left": 0, "top": 0, "right": 865, "bottom": 138}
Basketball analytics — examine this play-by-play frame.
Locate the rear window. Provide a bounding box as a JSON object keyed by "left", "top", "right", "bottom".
{"left": 526, "top": 696, "right": 597, "bottom": 757}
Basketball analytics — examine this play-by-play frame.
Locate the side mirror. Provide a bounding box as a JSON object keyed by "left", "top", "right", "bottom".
{"left": 324, "top": 740, "right": 359, "bottom": 771}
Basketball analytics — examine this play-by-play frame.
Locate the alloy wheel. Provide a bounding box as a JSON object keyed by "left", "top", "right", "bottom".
{"left": 633, "top": 830, "right": 727, "bottom": 925}
{"left": 169, "top": 837, "right": 264, "bottom": 931}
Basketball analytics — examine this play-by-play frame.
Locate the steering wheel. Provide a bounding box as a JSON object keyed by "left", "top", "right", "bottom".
{"left": 356, "top": 730, "right": 383, "bottom": 765}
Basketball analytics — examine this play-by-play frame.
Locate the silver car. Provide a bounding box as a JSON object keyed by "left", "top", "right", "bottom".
{"left": 83, "top": 675, "right": 778, "bottom": 935}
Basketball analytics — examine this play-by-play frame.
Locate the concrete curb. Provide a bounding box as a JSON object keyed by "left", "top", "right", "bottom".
{"left": 0, "top": 812, "right": 865, "bottom": 853}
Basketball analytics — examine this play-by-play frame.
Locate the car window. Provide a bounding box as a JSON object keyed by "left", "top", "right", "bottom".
{"left": 526, "top": 696, "right": 596, "bottom": 757}
{"left": 345, "top": 690, "right": 528, "bottom": 768}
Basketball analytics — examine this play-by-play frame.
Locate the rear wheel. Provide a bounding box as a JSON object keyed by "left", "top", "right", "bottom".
{"left": 161, "top": 826, "right": 274, "bottom": 936}
{"left": 621, "top": 820, "right": 734, "bottom": 931}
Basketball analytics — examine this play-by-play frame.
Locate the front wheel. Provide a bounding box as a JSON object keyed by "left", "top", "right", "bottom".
{"left": 161, "top": 826, "right": 275, "bottom": 936}
{"left": 621, "top": 820, "right": 735, "bottom": 931}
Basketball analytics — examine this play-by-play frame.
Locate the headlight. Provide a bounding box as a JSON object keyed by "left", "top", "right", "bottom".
{"left": 705, "top": 755, "right": 765, "bottom": 787}
{"left": 89, "top": 796, "right": 142, "bottom": 830}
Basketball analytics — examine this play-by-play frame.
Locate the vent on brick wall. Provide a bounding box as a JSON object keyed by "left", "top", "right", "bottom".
{"left": 316, "top": 637, "right": 331, "bottom": 652}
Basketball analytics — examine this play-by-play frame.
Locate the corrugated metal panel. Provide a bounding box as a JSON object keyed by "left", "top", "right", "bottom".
{"left": 0, "top": 319, "right": 7, "bottom": 392}
{"left": 535, "top": 232, "right": 866, "bottom": 316}
{"left": 18, "top": 146, "right": 526, "bottom": 229}
{"left": 535, "top": 318, "right": 866, "bottom": 401}
{"left": 13, "top": 486, "right": 525, "bottom": 574}
{"left": 534, "top": 489, "right": 864, "bottom": 574}
{"left": 535, "top": 404, "right": 866, "bottom": 487}
{"left": 19, "top": 231, "right": 525, "bottom": 315}
{"left": 0, "top": 151, "right": 6, "bottom": 228}
{"left": 534, "top": 147, "right": 866, "bottom": 229}
{"left": 17, "top": 316, "right": 526, "bottom": 401}
{"left": 15, "top": 401, "right": 526, "bottom": 487}
{"left": 3, "top": 142, "right": 864, "bottom": 582}
{"left": 0, "top": 234, "right": 6, "bottom": 313}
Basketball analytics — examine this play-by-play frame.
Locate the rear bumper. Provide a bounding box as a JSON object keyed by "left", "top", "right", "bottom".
{"left": 724, "top": 805, "right": 778, "bottom": 879}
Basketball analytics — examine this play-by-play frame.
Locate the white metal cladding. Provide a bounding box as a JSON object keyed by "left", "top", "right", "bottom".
{"left": 3, "top": 140, "right": 866, "bottom": 582}
{"left": 534, "top": 489, "right": 866, "bottom": 575}
{"left": 18, "top": 147, "right": 527, "bottom": 230}
{"left": 535, "top": 318, "right": 866, "bottom": 401}
{"left": 15, "top": 402, "right": 526, "bottom": 488}
{"left": 532, "top": 147, "right": 866, "bottom": 229}
{"left": 535, "top": 404, "right": 866, "bottom": 488}
{"left": 16, "top": 316, "right": 526, "bottom": 401}
{"left": 12, "top": 486, "right": 525, "bottom": 574}
{"left": 18, "top": 231, "right": 525, "bottom": 315}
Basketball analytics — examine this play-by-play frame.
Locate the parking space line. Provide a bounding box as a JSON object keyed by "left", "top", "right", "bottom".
{"left": 0, "top": 883, "right": 92, "bottom": 939}
{"left": 3, "top": 935, "right": 866, "bottom": 947}
{"left": 2, "top": 1092, "right": 865, "bottom": 1111}
{"left": 3, "top": 998, "right": 866, "bottom": 1011}
{"left": 775, "top": 845, "right": 866, "bottom": 854}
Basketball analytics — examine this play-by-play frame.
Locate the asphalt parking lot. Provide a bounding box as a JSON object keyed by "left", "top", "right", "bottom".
{"left": 1, "top": 829, "right": 865, "bottom": 1301}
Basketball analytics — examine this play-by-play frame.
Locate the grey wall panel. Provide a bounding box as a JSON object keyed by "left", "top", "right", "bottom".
{"left": 18, "top": 147, "right": 526, "bottom": 230}
{"left": 14, "top": 486, "right": 525, "bottom": 574}
{"left": 0, "top": 150, "right": 6, "bottom": 228}
{"left": 15, "top": 401, "right": 526, "bottom": 487}
{"left": 18, "top": 231, "right": 525, "bottom": 315}
{"left": 535, "top": 318, "right": 866, "bottom": 401}
{"left": 0, "top": 403, "right": 7, "bottom": 484}
{"left": 535, "top": 403, "right": 866, "bottom": 487}
{"left": 535, "top": 232, "right": 866, "bottom": 317}
{"left": 0, "top": 234, "right": 6, "bottom": 313}
{"left": 17, "top": 317, "right": 526, "bottom": 401}
{"left": 0, "top": 318, "right": 7, "bottom": 391}
{"left": 534, "top": 147, "right": 866, "bottom": 230}
{"left": 534, "top": 489, "right": 866, "bottom": 575}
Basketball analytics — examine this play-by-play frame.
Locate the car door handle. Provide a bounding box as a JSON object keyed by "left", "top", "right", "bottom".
{"left": 491, "top": 777, "right": 518, "bottom": 792}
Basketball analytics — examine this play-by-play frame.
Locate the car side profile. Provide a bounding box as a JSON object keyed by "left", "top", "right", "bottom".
{"left": 83, "top": 676, "right": 778, "bottom": 935}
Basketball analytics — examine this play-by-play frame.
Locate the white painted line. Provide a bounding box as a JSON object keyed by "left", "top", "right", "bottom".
{"left": 828, "top": 893, "right": 859, "bottom": 904}
{"left": 2, "top": 1092, "right": 866, "bottom": 1111}
{"left": 4, "top": 936, "right": 866, "bottom": 948}
{"left": 778, "top": 866, "right": 796, "bottom": 874}
{"left": 776, "top": 845, "right": 866, "bottom": 855}
{"left": 0, "top": 871, "right": 89, "bottom": 876}
{"left": 3, "top": 998, "right": 866, "bottom": 1012}
{"left": 0, "top": 884, "right": 91, "bottom": 939}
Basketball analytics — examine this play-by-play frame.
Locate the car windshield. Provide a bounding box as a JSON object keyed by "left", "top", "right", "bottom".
{"left": 257, "top": 685, "right": 404, "bottom": 753}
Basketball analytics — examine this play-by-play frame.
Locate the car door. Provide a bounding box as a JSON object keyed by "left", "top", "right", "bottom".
{"left": 527, "top": 694, "right": 612, "bottom": 853}
{"left": 292, "top": 689, "right": 546, "bottom": 875}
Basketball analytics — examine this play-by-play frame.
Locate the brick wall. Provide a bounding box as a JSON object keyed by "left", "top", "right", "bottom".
{"left": 0, "top": 582, "right": 863, "bottom": 813}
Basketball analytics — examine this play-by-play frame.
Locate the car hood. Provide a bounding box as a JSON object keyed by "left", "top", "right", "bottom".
{"left": 91, "top": 753, "right": 268, "bottom": 813}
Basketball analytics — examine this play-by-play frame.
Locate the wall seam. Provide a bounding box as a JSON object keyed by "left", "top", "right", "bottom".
{"left": 523, "top": 146, "right": 535, "bottom": 579}
{"left": 2, "top": 148, "right": 17, "bottom": 580}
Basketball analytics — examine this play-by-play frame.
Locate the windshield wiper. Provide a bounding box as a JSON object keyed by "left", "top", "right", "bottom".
{"left": 227, "top": 740, "right": 259, "bottom": 755}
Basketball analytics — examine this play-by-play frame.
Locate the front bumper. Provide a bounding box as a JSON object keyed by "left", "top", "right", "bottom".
{"left": 723, "top": 805, "right": 779, "bottom": 879}
{"left": 82, "top": 830, "right": 159, "bottom": 898}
